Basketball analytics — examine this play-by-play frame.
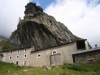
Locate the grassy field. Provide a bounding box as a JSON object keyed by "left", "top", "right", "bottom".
{"left": 0, "top": 61, "right": 100, "bottom": 75}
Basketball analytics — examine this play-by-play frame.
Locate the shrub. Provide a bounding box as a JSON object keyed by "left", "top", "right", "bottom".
{"left": 62, "top": 63, "right": 67, "bottom": 69}
{"left": 65, "top": 63, "right": 89, "bottom": 72}
{"left": 59, "top": 72, "right": 67, "bottom": 75}
{"left": 0, "top": 40, "right": 15, "bottom": 51}
{"left": 66, "top": 62, "right": 100, "bottom": 72}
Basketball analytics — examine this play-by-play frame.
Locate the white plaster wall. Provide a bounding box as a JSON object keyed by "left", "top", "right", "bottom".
{"left": 2, "top": 53, "right": 6, "bottom": 62}
{"left": 1, "top": 42, "right": 77, "bottom": 67}
{"left": 2, "top": 48, "right": 31, "bottom": 66}
{"left": 29, "top": 42, "right": 77, "bottom": 67}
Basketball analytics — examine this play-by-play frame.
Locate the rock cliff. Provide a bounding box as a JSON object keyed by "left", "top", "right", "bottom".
{"left": 10, "top": 2, "right": 76, "bottom": 50}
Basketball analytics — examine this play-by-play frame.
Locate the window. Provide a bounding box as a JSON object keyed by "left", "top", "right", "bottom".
{"left": 24, "top": 49, "right": 26, "bottom": 52}
{"left": 0, "top": 54, "right": 4, "bottom": 57}
{"left": 89, "top": 54, "right": 91, "bottom": 56}
{"left": 24, "top": 54, "right": 27, "bottom": 58}
{"left": 10, "top": 51, "right": 12, "bottom": 54}
{"left": 16, "top": 55, "right": 19, "bottom": 59}
{"left": 37, "top": 54, "right": 41, "bottom": 58}
{"left": 52, "top": 50, "right": 57, "bottom": 55}
{"left": 76, "top": 40, "right": 86, "bottom": 50}
{"left": 9, "top": 56, "right": 12, "bottom": 60}
{"left": 17, "top": 50, "right": 19, "bottom": 53}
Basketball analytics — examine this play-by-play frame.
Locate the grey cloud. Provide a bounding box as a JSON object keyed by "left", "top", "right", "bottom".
{"left": 0, "top": 0, "right": 29, "bottom": 38}
{"left": 45, "top": 0, "right": 100, "bottom": 48}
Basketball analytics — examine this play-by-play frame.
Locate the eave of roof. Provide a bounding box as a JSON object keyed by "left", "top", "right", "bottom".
{"left": 72, "top": 47, "right": 100, "bottom": 55}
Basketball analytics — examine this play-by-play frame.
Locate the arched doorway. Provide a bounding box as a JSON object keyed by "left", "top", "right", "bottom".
{"left": 50, "top": 54, "right": 61, "bottom": 66}
{"left": 16, "top": 61, "right": 18, "bottom": 65}
{"left": 24, "top": 61, "right": 27, "bottom": 66}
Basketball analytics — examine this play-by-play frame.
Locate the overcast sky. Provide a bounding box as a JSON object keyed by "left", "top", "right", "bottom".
{"left": 0, "top": 0, "right": 29, "bottom": 37}
{"left": 44, "top": 0, "right": 100, "bottom": 48}
{"left": 0, "top": 0, "right": 100, "bottom": 48}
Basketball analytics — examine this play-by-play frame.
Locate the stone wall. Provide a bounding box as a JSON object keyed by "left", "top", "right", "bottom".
{"left": 0, "top": 53, "right": 3, "bottom": 61}
{"left": 73, "top": 49, "right": 100, "bottom": 63}
{"left": 0, "top": 42, "right": 77, "bottom": 67}
{"left": 29, "top": 42, "right": 77, "bottom": 67}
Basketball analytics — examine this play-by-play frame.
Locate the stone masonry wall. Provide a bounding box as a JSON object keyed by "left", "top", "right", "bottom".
{"left": 73, "top": 50, "right": 100, "bottom": 63}
{"left": 1, "top": 42, "right": 77, "bottom": 67}
{"left": 29, "top": 42, "right": 77, "bottom": 67}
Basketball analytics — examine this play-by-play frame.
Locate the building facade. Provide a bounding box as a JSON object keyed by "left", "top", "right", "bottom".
{"left": 72, "top": 48, "right": 100, "bottom": 63}
{"left": 0, "top": 48, "right": 31, "bottom": 66}
{"left": 0, "top": 40, "right": 96, "bottom": 67}
{"left": 29, "top": 42, "right": 77, "bottom": 67}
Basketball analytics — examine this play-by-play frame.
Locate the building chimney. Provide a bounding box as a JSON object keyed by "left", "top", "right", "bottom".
{"left": 31, "top": 46, "right": 35, "bottom": 51}
{"left": 95, "top": 44, "right": 97, "bottom": 48}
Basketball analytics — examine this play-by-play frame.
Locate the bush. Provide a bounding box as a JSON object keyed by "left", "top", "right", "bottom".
{"left": 0, "top": 40, "right": 15, "bottom": 51}
{"left": 62, "top": 63, "right": 67, "bottom": 69}
{"left": 59, "top": 72, "right": 67, "bottom": 75}
{"left": 66, "top": 62, "right": 100, "bottom": 72}
{"left": 67, "top": 64, "right": 89, "bottom": 72}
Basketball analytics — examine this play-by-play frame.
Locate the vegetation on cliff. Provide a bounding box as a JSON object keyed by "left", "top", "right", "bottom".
{"left": 0, "top": 40, "right": 15, "bottom": 51}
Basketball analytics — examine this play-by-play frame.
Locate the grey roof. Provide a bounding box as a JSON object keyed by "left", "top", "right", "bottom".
{"left": 0, "top": 53, "right": 3, "bottom": 55}
{"left": 72, "top": 47, "right": 100, "bottom": 55}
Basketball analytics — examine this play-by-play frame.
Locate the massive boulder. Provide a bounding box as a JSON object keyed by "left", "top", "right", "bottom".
{"left": 10, "top": 2, "right": 76, "bottom": 50}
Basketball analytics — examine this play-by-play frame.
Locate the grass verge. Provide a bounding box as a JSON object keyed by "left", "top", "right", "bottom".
{"left": 0, "top": 61, "right": 100, "bottom": 75}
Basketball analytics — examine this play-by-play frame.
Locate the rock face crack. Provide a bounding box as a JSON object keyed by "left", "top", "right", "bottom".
{"left": 10, "top": 2, "right": 76, "bottom": 50}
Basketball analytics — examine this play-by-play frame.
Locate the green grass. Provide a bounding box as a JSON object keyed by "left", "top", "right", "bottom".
{"left": 0, "top": 61, "right": 100, "bottom": 75}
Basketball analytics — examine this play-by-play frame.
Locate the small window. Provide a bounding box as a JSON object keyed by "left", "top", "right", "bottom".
{"left": 9, "top": 56, "right": 12, "bottom": 60}
{"left": 10, "top": 51, "right": 12, "bottom": 54}
{"left": 24, "top": 54, "right": 27, "bottom": 58}
{"left": 52, "top": 50, "right": 57, "bottom": 55}
{"left": 1, "top": 54, "right": 4, "bottom": 57}
{"left": 16, "top": 55, "right": 19, "bottom": 58}
{"left": 37, "top": 54, "right": 41, "bottom": 58}
{"left": 2, "top": 54, "right": 4, "bottom": 57}
{"left": 17, "top": 50, "right": 19, "bottom": 53}
{"left": 89, "top": 54, "right": 92, "bottom": 56}
{"left": 24, "top": 49, "right": 26, "bottom": 52}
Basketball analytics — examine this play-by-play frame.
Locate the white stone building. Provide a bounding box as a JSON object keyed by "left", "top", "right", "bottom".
{"left": 0, "top": 40, "right": 90, "bottom": 67}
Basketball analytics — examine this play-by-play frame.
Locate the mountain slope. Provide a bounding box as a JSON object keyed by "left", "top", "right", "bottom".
{"left": 10, "top": 2, "right": 76, "bottom": 50}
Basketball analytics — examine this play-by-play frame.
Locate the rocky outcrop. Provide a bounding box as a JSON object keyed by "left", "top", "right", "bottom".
{"left": 10, "top": 2, "right": 76, "bottom": 50}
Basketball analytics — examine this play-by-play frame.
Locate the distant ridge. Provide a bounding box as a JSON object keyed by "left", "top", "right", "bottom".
{"left": 0, "top": 36, "right": 7, "bottom": 40}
